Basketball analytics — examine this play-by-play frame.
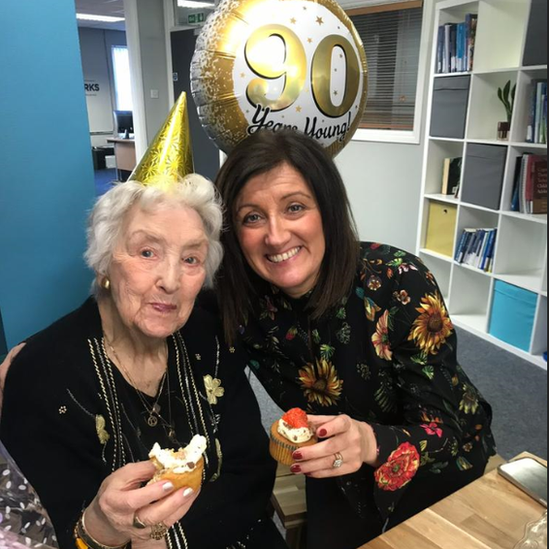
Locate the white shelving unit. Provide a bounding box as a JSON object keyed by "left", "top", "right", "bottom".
{"left": 417, "top": 0, "right": 547, "bottom": 369}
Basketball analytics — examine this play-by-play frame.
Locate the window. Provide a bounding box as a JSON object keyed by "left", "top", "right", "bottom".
{"left": 111, "top": 46, "right": 133, "bottom": 111}
{"left": 349, "top": 1, "right": 423, "bottom": 132}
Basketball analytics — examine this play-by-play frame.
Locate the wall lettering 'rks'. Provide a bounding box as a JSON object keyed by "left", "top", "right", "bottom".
{"left": 85, "top": 82, "right": 100, "bottom": 93}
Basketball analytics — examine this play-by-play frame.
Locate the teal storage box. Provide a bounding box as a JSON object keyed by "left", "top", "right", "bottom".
{"left": 489, "top": 281, "right": 538, "bottom": 351}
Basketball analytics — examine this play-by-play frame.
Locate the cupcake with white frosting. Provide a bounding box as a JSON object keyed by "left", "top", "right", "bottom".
{"left": 270, "top": 408, "right": 317, "bottom": 465}
{"left": 149, "top": 435, "right": 207, "bottom": 491}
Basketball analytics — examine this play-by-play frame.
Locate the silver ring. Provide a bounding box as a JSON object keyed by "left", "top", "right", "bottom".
{"left": 150, "top": 522, "right": 169, "bottom": 540}
{"left": 132, "top": 514, "right": 147, "bottom": 529}
{"left": 332, "top": 452, "right": 344, "bottom": 469}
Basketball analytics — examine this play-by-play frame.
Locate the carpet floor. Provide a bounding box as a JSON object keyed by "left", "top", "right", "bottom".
{"left": 94, "top": 169, "right": 117, "bottom": 196}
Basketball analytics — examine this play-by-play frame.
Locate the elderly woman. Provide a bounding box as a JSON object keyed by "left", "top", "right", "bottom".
{"left": 0, "top": 176, "right": 286, "bottom": 549}
{"left": 214, "top": 129, "right": 497, "bottom": 549}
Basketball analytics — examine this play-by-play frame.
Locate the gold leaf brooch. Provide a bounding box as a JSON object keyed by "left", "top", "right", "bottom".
{"left": 96, "top": 415, "right": 110, "bottom": 445}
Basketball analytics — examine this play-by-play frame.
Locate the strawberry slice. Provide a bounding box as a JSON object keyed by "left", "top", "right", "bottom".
{"left": 282, "top": 408, "right": 309, "bottom": 429}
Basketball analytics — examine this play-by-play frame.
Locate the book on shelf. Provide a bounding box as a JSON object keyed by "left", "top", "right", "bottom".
{"left": 450, "top": 24, "right": 457, "bottom": 73}
{"left": 441, "top": 157, "right": 462, "bottom": 195}
{"left": 436, "top": 25, "right": 444, "bottom": 74}
{"left": 436, "top": 14, "right": 477, "bottom": 74}
{"left": 532, "top": 157, "right": 548, "bottom": 214}
{"left": 465, "top": 13, "right": 477, "bottom": 72}
{"left": 526, "top": 80, "right": 547, "bottom": 144}
{"left": 454, "top": 228, "right": 473, "bottom": 263}
{"left": 443, "top": 23, "right": 453, "bottom": 74}
{"left": 510, "top": 155, "right": 523, "bottom": 212}
{"left": 511, "top": 154, "right": 548, "bottom": 214}
{"left": 523, "top": 155, "right": 533, "bottom": 214}
{"left": 464, "top": 229, "right": 482, "bottom": 266}
{"left": 453, "top": 180, "right": 461, "bottom": 199}
{"left": 457, "top": 23, "right": 463, "bottom": 73}
{"left": 481, "top": 229, "right": 497, "bottom": 271}
{"left": 454, "top": 228, "right": 497, "bottom": 272}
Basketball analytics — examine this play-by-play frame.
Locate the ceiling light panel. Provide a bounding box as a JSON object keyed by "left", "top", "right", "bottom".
{"left": 76, "top": 13, "right": 125, "bottom": 23}
{"left": 177, "top": 0, "right": 216, "bottom": 8}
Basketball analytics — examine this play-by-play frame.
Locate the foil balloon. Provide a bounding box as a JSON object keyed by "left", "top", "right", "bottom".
{"left": 191, "top": 0, "right": 368, "bottom": 157}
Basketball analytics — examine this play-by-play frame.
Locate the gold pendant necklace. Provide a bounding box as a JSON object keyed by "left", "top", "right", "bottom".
{"left": 105, "top": 337, "right": 168, "bottom": 428}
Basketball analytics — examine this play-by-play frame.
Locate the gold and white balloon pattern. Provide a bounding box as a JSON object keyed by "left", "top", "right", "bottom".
{"left": 191, "top": 0, "right": 368, "bottom": 157}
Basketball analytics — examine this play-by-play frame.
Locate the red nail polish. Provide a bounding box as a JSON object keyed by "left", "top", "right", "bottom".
{"left": 318, "top": 428, "right": 328, "bottom": 437}
{"left": 293, "top": 451, "right": 303, "bottom": 461}
{"left": 290, "top": 464, "right": 302, "bottom": 474}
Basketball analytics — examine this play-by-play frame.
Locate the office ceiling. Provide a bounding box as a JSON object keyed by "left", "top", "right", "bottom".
{"left": 74, "top": 0, "right": 126, "bottom": 31}
{"left": 73, "top": 0, "right": 417, "bottom": 32}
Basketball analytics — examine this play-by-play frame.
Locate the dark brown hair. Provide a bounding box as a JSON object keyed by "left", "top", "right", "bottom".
{"left": 215, "top": 129, "right": 360, "bottom": 342}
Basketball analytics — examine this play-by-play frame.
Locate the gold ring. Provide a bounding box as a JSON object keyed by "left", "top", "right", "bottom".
{"left": 150, "top": 522, "right": 169, "bottom": 540}
{"left": 132, "top": 514, "right": 147, "bottom": 530}
{"left": 332, "top": 452, "right": 344, "bottom": 469}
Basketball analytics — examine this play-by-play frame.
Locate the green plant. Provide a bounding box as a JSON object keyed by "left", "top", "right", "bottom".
{"left": 497, "top": 80, "right": 516, "bottom": 124}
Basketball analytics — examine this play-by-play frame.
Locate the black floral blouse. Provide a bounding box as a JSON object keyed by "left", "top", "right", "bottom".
{"left": 242, "top": 243, "right": 496, "bottom": 534}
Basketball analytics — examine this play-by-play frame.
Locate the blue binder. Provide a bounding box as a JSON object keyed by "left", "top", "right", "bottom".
{"left": 489, "top": 281, "right": 538, "bottom": 351}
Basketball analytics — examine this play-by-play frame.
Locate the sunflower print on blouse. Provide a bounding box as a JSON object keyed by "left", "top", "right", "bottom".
{"left": 298, "top": 358, "right": 344, "bottom": 407}
{"left": 409, "top": 293, "right": 454, "bottom": 356}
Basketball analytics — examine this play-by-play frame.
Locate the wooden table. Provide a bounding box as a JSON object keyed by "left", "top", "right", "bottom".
{"left": 271, "top": 463, "right": 307, "bottom": 548}
{"left": 360, "top": 453, "right": 547, "bottom": 549}
{"left": 107, "top": 137, "right": 136, "bottom": 177}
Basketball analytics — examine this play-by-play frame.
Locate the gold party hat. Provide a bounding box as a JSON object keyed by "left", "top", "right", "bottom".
{"left": 129, "top": 92, "right": 194, "bottom": 186}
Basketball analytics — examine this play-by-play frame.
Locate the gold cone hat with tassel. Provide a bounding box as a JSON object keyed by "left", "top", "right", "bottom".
{"left": 129, "top": 92, "right": 194, "bottom": 187}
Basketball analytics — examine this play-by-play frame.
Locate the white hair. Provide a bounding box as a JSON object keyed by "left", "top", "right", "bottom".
{"left": 85, "top": 175, "right": 224, "bottom": 294}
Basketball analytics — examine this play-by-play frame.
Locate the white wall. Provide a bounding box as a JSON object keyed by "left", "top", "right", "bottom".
{"left": 136, "top": 0, "right": 170, "bottom": 144}
{"left": 78, "top": 28, "right": 127, "bottom": 147}
{"left": 336, "top": 141, "right": 423, "bottom": 253}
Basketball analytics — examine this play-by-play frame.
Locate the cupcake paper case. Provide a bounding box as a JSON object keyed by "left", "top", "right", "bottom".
{"left": 269, "top": 408, "right": 317, "bottom": 466}
{"left": 152, "top": 456, "right": 205, "bottom": 492}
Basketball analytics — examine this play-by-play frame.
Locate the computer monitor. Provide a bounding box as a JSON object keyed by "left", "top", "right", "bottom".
{"left": 114, "top": 110, "right": 134, "bottom": 138}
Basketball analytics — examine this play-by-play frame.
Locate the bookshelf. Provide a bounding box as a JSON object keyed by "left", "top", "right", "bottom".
{"left": 417, "top": 0, "right": 547, "bottom": 369}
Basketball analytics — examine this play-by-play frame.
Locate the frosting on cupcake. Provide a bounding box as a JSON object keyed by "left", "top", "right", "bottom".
{"left": 277, "top": 408, "right": 313, "bottom": 444}
{"left": 149, "top": 435, "right": 207, "bottom": 474}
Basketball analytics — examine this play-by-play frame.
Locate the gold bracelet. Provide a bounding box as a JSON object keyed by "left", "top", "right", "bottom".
{"left": 74, "top": 511, "right": 130, "bottom": 549}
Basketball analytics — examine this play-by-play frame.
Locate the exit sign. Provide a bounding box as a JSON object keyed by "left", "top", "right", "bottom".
{"left": 188, "top": 12, "right": 205, "bottom": 25}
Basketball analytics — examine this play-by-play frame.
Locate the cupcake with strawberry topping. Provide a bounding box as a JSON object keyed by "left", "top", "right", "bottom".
{"left": 270, "top": 408, "right": 317, "bottom": 465}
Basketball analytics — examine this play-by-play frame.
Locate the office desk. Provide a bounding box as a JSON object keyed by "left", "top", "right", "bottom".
{"left": 360, "top": 453, "right": 546, "bottom": 549}
{"left": 107, "top": 137, "right": 136, "bottom": 176}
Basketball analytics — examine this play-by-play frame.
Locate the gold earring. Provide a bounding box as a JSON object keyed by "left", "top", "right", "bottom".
{"left": 102, "top": 278, "right": 111, "bottom": 291}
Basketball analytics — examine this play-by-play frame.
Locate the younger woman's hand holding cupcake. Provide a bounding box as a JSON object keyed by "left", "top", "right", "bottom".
{"left": 290, "top": 414, "right": 380, "bottom": 478}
